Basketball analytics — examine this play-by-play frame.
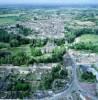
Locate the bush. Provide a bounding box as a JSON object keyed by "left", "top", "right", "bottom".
{"left": 29, "top": 45, "right": 66, "bottom": 64}
{"left": 15, "top": 82, "right": 30, "bottom": 91}
{"left": 64, "top": 27, "right": 98, "bottom": 43}
{"left": 12, "top": 51, "right": 30, "bottom": 65}
{"left": 52, "top": 45, "right": 66, "bottom": 61}
{"left": 31, "top": 38, "right": 48, "bottom": 47}
{"left": 51, "top": 64, "right": 61, "bottom": 79}
{"left": 81, "top": 72, "right": 96, "bottom": 82}
{"left": 60, "top": 69, "right": 68, "bottom": 79}
{"left": 0, "top": 29, "right": 10, "bottom": 42}
{"left": 0, "top": 55, "right": 12, "bottom": 65}
{"left": 10, "top": 39, "right": 19, "bottom": 47}
{"left": 31, "top": 48, "right": 42, "bottom": 57}
{"left": 16, "top": 24, "right": 32, "bottom": 36}
{"left": 0, "top": 28, "right": 31, "bottom": 46}
{"left": 0, "top": 50, "right": 11, "bottom": 57}
{"left": 0, "top": 50, "right": 31, "bottom": 65}
{"left": 54, "top": 38, "right": 65, "bottom": 46}
{"left": 40, "top": 64, "right": 68, "bottom": 90}
{"left": 0, "top": 43, "right": 9, "bottom": 49}
{"left": 72, "top": 42, "right": 98, "bottom": 53}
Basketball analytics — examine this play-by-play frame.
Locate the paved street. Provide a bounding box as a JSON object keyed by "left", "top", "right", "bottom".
{"left": 41, "top": 50, "right": 98, "bottom": 100}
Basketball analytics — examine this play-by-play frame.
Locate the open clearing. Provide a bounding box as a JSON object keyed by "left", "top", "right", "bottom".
{"left": 0, "top": 13, "right": 25, "bottom": 18}
{"left": 0, "top": 14, "right": 20, "bottom": 18}
{"left": 75, "top": 34, "right": 98, "bottom": 43}
{"left": 74, "top": 20, "right": 96, "bottom": 26}
{"left": 0, "top": 17, "right": 17, "bottom": 25}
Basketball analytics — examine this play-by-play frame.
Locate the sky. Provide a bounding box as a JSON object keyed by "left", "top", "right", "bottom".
{"left": 0, "top": 0, "right": 98, "bottom": 5}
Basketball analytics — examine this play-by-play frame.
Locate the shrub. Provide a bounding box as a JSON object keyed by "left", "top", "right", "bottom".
{"left": 31, "top": 48, "right": 42, "bottom": 57}
{"left": 12, "top": 51, "right": 30, "bottom": 65}
{"left": 10, "top": 39, "right": 19, "bottom": 47}
{"left": 0, "top": 43, "right": 9, "bottom": 49}
{"left": 15, "top": 82, "right": 30, "bottom": 91}
{"left": 81, "top": 72, "right": 96, "bottom": 82}
{"left": 54, "top": 38, "right": 65, "bottom": 46}
{"left": 0, "top": 29, "right": 10, "bottom": 42}
{"left": 72, "top": 42, "right": 98, "bottom": 53}
{"left": 40, "top": 64, "right": 68, "bottom": 90}
{"left": 31, "top": 38, "right": 48, "bottom": 47}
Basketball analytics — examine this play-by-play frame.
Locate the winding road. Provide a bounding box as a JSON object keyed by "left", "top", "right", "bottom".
{"left": 0, "top": 50, "right": 98, "bottom": 100}
{"left": 41, "top": 50, "right": 98, "bottom": 100}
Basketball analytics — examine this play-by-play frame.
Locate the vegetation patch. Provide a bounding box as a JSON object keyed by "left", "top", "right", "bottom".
{"left": 76, "top": 34, "right": 98, "bottom": 43}
{"left": 71, "top": 34, "right": 98, "bottom": 53}
{"left": 64, "top": 27, "right": 98, "bottom": 43}
{"left": 0, "top": 17, "right": 17, "bottom": 25}
{"left": 81, "top": 72, "right": 96, "bottom": 83}
{"left": 78, "top": 67, "right": 96, "bottom": 83}
{"left": 39, "top": 64, "right": 68, "bottom": 90}
{"left": 29, "top": 45, "right": 66, "bottom": 64}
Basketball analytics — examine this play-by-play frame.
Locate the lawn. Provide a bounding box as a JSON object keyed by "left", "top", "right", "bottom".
{"left": 72, "top": 34, "right": 98, "bottom": 53}
{"left": 9, "top": 44, "right": 31, "bottom": 56}
{"left": 79, "top": 34, "right": 98, "bottom": 44}
{"left": 0, "top": 17, "right": 17, "bottom": 25}
{"left": 0, "top": 14, "right": 20, "bottom": 18}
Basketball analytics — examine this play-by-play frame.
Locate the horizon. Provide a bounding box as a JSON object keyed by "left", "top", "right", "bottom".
{"left": 0, "top": 0, "right": 98, "bottom": 5}
{"left": 0, "top": 4, "right": 98, "bottom": 9}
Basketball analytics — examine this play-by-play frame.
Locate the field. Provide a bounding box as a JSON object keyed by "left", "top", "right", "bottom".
{"left": 0, "top": 13, "right": 26, "bottom": 25}
{"left": 0, "top": 14, "right": 20, "bottom": 18}
{"left": 0, "top": 17, "right": 17, "bottom": 25}
{"left": 73, "top": 34, "right": 98, "bottom": 53}
{"left": 77, "top": 34, "right": 98, "bottom": 43}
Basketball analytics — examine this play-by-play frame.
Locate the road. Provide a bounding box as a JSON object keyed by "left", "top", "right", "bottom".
{"left": 0, "top": 50, "right": 97, "bottom": 100}
{"left": 41, "top": 50, "right": 98, "bottom": 100}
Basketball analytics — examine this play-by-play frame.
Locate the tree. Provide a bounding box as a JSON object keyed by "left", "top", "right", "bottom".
{"left": 12, "top": 51, "right": 30, "bottom": 65}
{"left": 31, "top": 39, "right": 48, "bottom": 47}
{"left": 34, "top": 17, "right": 38, "bottom": 20}
{"left": 31, "top": 48, "right": 42, "bottom": 57}
{"left": 10, "top": 39, "right": 19, "bottom": 47}
{"left": 15, "top": 82, "right": 30, "bottom": 91}
{"left": 0, "top": 29, "right": 10, "bottom": 42}
{"left": 54, "top": 38, "right": 65, "bottom": 46}
{"left": 60, "top": 69, "right": 68, "bottom": 79}
{"left": 81, "top": 72, "right": 96, "bottom": 82}
{"left": 0, "top": 43, "right": 9, "bottom": 49}
{"left": 40, "top": 64, "right": 67, "bottom": 90}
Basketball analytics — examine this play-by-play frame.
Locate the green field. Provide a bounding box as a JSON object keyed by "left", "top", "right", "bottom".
{"left": 79, "top": 34, "right": 98, "bottom": 43}
{"left": 72, "top": 34, "right": 98, "bottom": 53}
{"left": 0, "top": 17, "right": 17, "bottom": 25}
{"left": 0, "top": 14, "right": 20, "bottom": 18}
{"left": 9, "top": 44, "right": 31, "bottom": 56}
